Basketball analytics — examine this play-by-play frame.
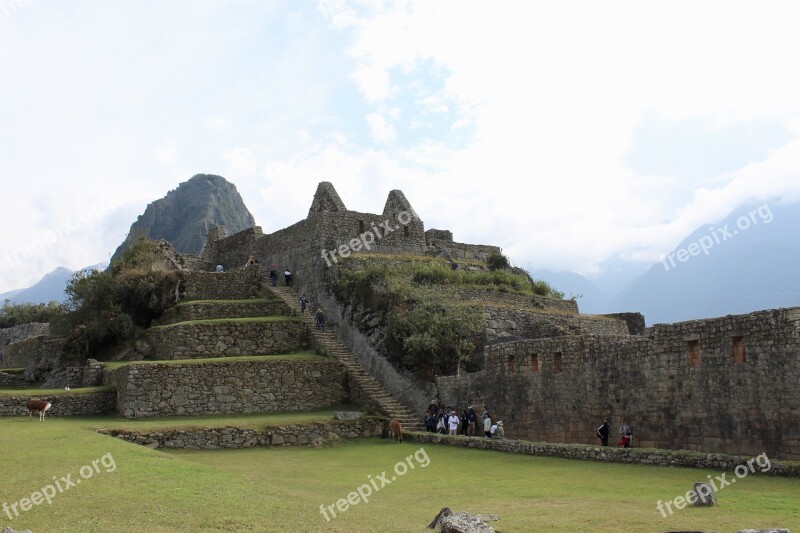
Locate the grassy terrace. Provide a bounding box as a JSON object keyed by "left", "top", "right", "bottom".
{"left": 101, "top": 351, "right": 324, "bottom": 371}
{"left": 0, "top": 415, "right": 797, "bottom": 532}
{"left": 0, "top": 385, "right": 113, "bottom": 397}
{"left": 174, "top": 298, "right": 284, "bottom": 306}
{"left": 87, "top": 405, "right": 364, "bottom": 431}
{"left": 149, "top": 315, "right": 300, "bottom": 330}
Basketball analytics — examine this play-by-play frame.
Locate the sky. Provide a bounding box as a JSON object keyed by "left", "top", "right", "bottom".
{"left": 2, "top": 0, "right": 800, "bottom": 294}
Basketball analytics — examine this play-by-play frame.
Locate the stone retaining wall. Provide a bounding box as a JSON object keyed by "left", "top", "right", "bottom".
{"left": 404, "top": 432, "right": 800, "bottom": 477}
{"left": 179, "top": 268, "right": 265, "bottom": 301}
{"left": 110, "top": 359, "right": 348, "bottom": 418}
{"left": 0, "top": 390, "right": 116, "bottom": 417}
{"left": 0, "top": 370, "right": 26, "bottom": 387}
{"left": 146, "top": 319, "right": 307, "bottom": 359}
{"left": 0, "top": 323, "right": 50, "bottom": 366}
{"left": 96, "top": 419, "right": 384, "bottom": 449}
{"left": 2, "top": 336, "right": 63, "bottom": 368}
{"left": 438, "top": 307, "right": 800, "bottom": 460}
{"left": 157, "top": 299, "right": 289, "bottom": 325}
{"left": 482, "top": 306, "right": 628, "bottom": 341}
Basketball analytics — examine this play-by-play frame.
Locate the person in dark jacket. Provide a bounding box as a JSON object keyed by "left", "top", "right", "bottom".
{"left": 466, "top": 406, "right": 477, "bottom": 436}
{"left": 596, "top": 417, "right": 610, "bottom": 446}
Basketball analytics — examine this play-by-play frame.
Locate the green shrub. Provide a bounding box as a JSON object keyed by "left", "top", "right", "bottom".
{"left": 0, "top": 300, "right": 64, "bottom": 328}
{"left": 51, "top": 239, "right": 180, "bottom": 358}
{"left": 486, "top": 251, "right": 510, "bottom": 271}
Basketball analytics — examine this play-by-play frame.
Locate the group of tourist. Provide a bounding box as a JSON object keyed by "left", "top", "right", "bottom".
{"left": 596, "top": 417, "right": 634, "bottom": 448}
{"left": 424, "top": 402, "right": 505, "bottom": 439}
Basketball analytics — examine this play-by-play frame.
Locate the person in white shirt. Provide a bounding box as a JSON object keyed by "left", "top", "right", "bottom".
{"left": 447, "top": 409, "right": 460, "bottom": 436}
{"left": 484, "top": 413, "right": 492, "bottom": 438}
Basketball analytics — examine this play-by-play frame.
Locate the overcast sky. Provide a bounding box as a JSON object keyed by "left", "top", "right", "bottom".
{"left": 2, "top": 0, "right": 800, "bottom": 294}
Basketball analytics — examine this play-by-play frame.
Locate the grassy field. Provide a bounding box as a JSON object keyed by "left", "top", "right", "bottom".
{"left": 0, "top": 416, "right": 798, "bottom": 532}
{"left": 100, "top": 351, "right": 324, "bottom": 371}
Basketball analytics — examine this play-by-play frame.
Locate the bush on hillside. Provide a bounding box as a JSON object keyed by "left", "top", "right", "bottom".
{"left": 486, "top": 251, "right": 510, "bottom": 271}
{"left": 0, "top": 300, "right": 64, "bottom": 329}
{"left": 51, "top": 239, "right": 180, "bottom": 358}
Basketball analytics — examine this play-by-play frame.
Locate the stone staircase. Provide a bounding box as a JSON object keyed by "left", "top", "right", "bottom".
{"left": 269, "top": 285, "right": 424, "bottom": 432}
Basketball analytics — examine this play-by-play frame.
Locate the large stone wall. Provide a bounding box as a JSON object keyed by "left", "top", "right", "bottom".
{"left": 405, "top": 432, "right": 800, "bottom": 477}
{"left": 437, "top": 307, "right": 800, "bottom": 460}
{"left": 0, "top": 390, "right": 116, "bottom": 417}
{"left": 156, "top": 299, "right": 288, "bottom": 325}
{"left": 179, "top": 268, "right": 265, "bottom": 301}
{"left": 2, "top": 336, "right": 63, "bottom": 368}
{"left": 146, "top": 318, "right": 307, "bottom": 359}
{"left": 110, "top": 359, "right": 348, "bottom": 417}
{"left": 0, "top": 323, "right": 50, "bottom": 367}
{"left": 481, "top": 305, "right": 628, "bottom": 341}
{"left": 97, "top": 419, "right": 384, "bottom": 449}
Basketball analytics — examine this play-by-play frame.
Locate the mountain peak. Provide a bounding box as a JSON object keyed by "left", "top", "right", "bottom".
{"left": 112, "top": 174, "right": 255, "bottom": 261}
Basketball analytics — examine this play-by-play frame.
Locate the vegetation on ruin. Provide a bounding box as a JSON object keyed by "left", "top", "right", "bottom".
{"left": 0, "top": 385, "right": 112, "bottom": 397}
{"left": 101, "top": 351, "right": 323, "bottom": 370}
{"left": 50, "top": 239, "right": 182, "bottom": 359}
{"left": 0, "top": 300, "right": 64, "bottom": 328}
{"left": 331, "top": 255, "right": 568, "bottom": 379}
{"left": 86, "top": 405, "right": 366, "bottom": 431}
{"left": 174, "top": 297, "right": 282, "bottom": 306}
{"left": 148, "top": 315, "right": 300, "bottom": 329}
{"left": 0, "top": 416, "right": 797, "bottom": 532}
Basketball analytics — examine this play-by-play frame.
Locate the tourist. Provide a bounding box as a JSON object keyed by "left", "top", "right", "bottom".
{"left": 495, "top": 420, "right": 505, "bottom": 439}
{"left": 484, "top": 412, "right": 492, "bottom": 438}
{"left": 467, "top": 405, "right": 477, "bottom": 436}
{"left": 618, "top": 419, "right": 633, "bottom": 448}
{"left": 315, "top": 308, "right": 325, "bottom": 331}
{"left": 424, "top": 410, "right": 436, "bottom": 433}
{"left": 300, "top": 294, "right": 308, "bottom": 313}
{"left": 460, "top": 408, "right": 469, "bottom": 436}
{"left": 269, "top": 264, "right": 277, "bottom": 286}
{"left": 428, "top": 400, "right": 439, "bottom": 420}
{"left": 447, "top": 409, "right": 459, "bottom": 436}
{"left": 597, "top": 417, "right": 610, "bottom": 446}
{"left": 284, "top": 268, "right": 292, "bottom": 286}
{"left": 215, "top": 264, "right": 224, "bottom": 273}
{"left": 436, "top": 411, "right": 447, "bottom": 434}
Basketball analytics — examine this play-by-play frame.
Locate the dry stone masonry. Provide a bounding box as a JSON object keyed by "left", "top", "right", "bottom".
{"left": 146, "top": 318, "right": 307, "bottom": 359}
{"left": 109, "top": 359, "right": 348, "bottom": 418}
{"left": 96, "top": 418, "right": 383, "bottom": 449}
{"left": 438, "top": 307, "right": 800, "bottom": 460}
{"left": 0, "top": 390, "right": 115, "bottom": 417}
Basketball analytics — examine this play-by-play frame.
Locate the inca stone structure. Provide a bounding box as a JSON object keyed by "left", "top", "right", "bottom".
{"left": 2, "top": 181, "right": 798, "bottom": 461}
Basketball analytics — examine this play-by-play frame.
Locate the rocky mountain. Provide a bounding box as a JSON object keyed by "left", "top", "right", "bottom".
{"left": 111, "top": 174, "right": 255, "bottom": 261}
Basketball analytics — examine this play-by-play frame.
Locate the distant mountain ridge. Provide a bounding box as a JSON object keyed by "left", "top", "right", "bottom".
{"left": 538, "top": 200, "right": 800, "bottom": 325}
{"left": 0, "top": 263, "right": 107, "bottom": 305}
{"left": 111, "top": 174, "right": 255, "bottom": 261}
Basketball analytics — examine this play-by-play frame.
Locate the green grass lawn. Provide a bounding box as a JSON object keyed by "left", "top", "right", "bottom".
{"left": 85, "top": 406, "right": 362, "bottom": 431}
{"left": 0, "top": 416, "right": 798, "bottom": 532}
{"left": 174, "top": 298, "right": 283, "bottom": 306}
{"left": 149, "top": 315, "right": 300, "bottom": 329}
{"left": 101, "top": 351, "right": 323, "bottom": 371}
{"left": 0, "top": 386, "right": 113, "bottom": 397}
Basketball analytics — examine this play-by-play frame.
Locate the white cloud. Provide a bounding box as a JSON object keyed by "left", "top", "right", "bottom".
{"left": 3, "top": 0, "right": 800, "bottom": 294}
{"left": 365, "top": 112, "right": 397, "bottom": 143}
